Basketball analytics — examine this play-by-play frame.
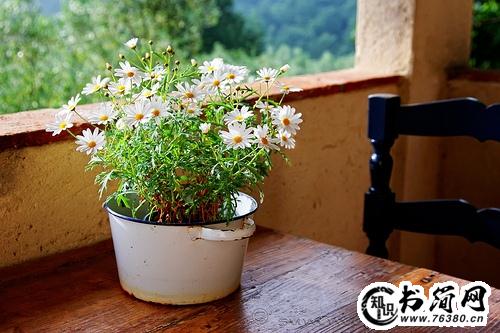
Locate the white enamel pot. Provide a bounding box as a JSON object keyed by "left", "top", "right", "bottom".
{"left": 104, "top": 192, "right": 257, "bottom": 305}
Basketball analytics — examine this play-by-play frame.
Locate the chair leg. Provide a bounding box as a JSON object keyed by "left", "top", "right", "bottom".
{"left": 366, "top": 235, "right": 389, "bottom": 258}
{"left": 364, "top": 192, "right": 394, "bottom": 259}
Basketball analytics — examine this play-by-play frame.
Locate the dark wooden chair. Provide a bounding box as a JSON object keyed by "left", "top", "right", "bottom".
{"left": 363, "top": 94, "right": 500, "bottom": 258}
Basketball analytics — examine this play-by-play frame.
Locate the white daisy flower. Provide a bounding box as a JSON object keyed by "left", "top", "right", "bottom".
{"left": 221, "top": 64, "right": 248, "bottom": 85}
{"left": 256, "top": 67, "right": 279, "bottom": 83}
{"left": 146, "top": 65, "right": 166, "bottom": 82}
{"left": 61, "top": 94, "right": 81, "bottom": 114}
{"left": 272, "top": 105, "right": 303, "bottom": 135}
{"left": 172, "top": 82, "right": 205, "bottom": 102}
{"left": 45, "top": 112, "right": 73, "bottom": 136}
{"left": 199, "top": 58, "right": 224, "bottom": 75}
{"left": 277, "top": 130, "right": 296, "bottom": 149}
{"left": 82, "top": 75, "right": 110, "bottom": 95}
{"left": 115, "top": 118, "right": 129, "bottom": 130}
{"left": 224, "top": 106, "right": 253, "bottom": 124}
{"left": 108, "top": 80, "right": 131, "bottom": 96}
{"left": 202, "top": 70, "right": 228, "bottom": 93}
{"left": 146, "top": 97, "right": 170, "bottom": 119}
{"left": 114, "top": 61, "right": 145, "bottom": 86}
{"left": 75, "top": 128, "right": 105, "bottom": 155}
{"left": 88, "top": 104, "right": 117, "bottom": 125}
{"left": 254, "top": 101, "right": 274, "bottom": 113}
{"left": 125, "top": 37, "right": 138, "bottom": 49}
{"left": 123, "top": 100, "right": 151, "bottom": 127}
{"left": 279, "top": 64, "right": 291, "bottom": 73}
{"left": 278, "top": 82, "right": 303, "bottom": 95}
{"left": 182, "top": 102, "right": 202, "bottom": 117}
{"left": 199, "top": 123, "right": 211, "bottom": 134}
{"left": 254, "top": 125, "right": 279, "bottom": 150}
{"left": 220, "top": 123, "right": 253, "bottom": 149}
{"left": 136, "top": 83, "right": 160, "bottom": 100}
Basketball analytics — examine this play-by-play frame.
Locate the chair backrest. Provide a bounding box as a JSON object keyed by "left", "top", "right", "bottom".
{"left": 363, "top": 94, "right": 500, "bottom": 258}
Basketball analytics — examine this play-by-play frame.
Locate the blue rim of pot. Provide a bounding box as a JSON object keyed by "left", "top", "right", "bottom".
{"left": 103, "top": 191, "right": 258, "bottom": 226}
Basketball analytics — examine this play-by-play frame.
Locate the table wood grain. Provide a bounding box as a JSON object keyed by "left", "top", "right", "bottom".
{"left": 0, "top": 227, "right": 499, "bottom": 332}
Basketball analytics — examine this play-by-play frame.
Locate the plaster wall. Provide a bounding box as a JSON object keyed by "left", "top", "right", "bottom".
{"left": 397, "top": 0, "right": 474, "bottom": 268}
{"left": 355, "top": 0, "right": 415, "bottom": 75}
{"left": 437, "top": 78, "right": 500, "bottom": 287}
{"left": 0, "top": 143, "right": 109, "bottom": 266}
{"left": 355, "top": 0, "right": 500, "bottom": 287}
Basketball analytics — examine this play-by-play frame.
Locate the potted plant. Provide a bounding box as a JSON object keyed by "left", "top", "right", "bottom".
{"left": 46, "top": 38, "right": 303, "bottom": 305}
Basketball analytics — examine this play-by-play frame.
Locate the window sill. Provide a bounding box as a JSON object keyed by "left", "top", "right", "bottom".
{"left": 0, "top": 69, "right": 402, "bottom": 150}
{"left": 448, "top": 67, "right": 500, "bottom": 83}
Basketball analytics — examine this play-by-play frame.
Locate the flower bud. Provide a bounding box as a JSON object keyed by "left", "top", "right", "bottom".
{"left": 116, "top": 118, "right": 128, "bottom": 130}
{"left": 141, "top": 57, "right": 146, "bottom": 62}
{"left": 166, "top": 45, "right": 173, "bottom": 54}
{"left": 106, "top": 63, "right": 112, "bottom": 70}
{"left": 145, "top": 52, "right": 150, "bottom": 60}
{"left": 148, "top": 40, "right": 153, "bottom": 45}
{"left": 199, "top": 123, "right": 211, "bottom": 134}
{"left": 191, "top": 59, "right": 197, "bottom": 67}
{"left": 125, "top": 38, "right": 138, "bottom": 49}
{"left": 175, "top": 60, "right": 180, "bottom": 66}
{"left": 279, "top": 64, "right": 290, "bottom": 73}
{"left": 119, "top": 53, "right": 125, "bottom": 59}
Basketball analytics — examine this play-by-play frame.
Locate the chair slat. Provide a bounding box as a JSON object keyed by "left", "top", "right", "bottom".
{"left": 397, "top": 98, "right": 500, "bottom": 141}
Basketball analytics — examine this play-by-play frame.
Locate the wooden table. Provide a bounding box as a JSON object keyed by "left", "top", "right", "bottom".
{"left": 1, "top": 227, "right": 499, "bottom": 332}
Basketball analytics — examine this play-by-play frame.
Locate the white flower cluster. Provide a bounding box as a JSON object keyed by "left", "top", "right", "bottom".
{"left": 46, "top": 39, "right": 303, "bottom": 156}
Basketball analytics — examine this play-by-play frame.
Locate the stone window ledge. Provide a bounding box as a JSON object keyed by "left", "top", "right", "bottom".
{"left": 0, "top": 69, "right": 402, "bottom": 150}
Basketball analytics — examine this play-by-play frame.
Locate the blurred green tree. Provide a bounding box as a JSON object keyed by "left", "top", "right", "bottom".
{"left": 202, "top": 0, "right": 263, "bottom": 55}
{"left": 471, "top": 0, "right": 500, "bottom": 68}
{"left": 0, "top": 0, "right": 61, "bottom": 112}
{"left": 1, "top": 0, "right": 356, "bottom": 114}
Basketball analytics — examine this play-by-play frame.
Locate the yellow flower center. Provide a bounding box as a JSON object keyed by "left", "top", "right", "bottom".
{"left": 281, "top": 135, "right": 288, "bottom": 142}
{"left": 208, "top": 65, "right": 215, "bottom": 72}
{"left": 264, "top": 75, "right": 271, "bottom": 80}
{"left": 235, "top": 115, "right": 244, "bottom": 121}
{"left": 135, "top": 113, "right": 144, "bottom": 120}
{"left": 117, "top": 85, "right": 126, "bottom": 93}
{"left": 261, "top": 137, "right": 269, "bottom": 145}
{"left": 187, "top": 108, "right": 194, "bottom": 114}
{"left": 283, "top": 85, "right": 290, "bottom": 91}
{"left": 282, "top": 118, "right": 291, "bottom": 126}
{"left": 213, "top": 80, "right": 220, "bottom": 87}
{"left": 184, "top": 91, "right": 194, "bottom": 99}
{"left": 92, "top": 84, "right": 101, "bottom": 92}
{"left": 127, "top": 71, "right": 135, "bottom": 78}
{"left": 232, "top": 135, "right": 243, "bottom": 144}
{"left": 59, "top": 121, "right": 67, "bottom": 129}
{"left": 144, "top": 91, "right": 153, "bottom": 97}
{"left": 152, "top": 109, "right": 160, "bottom": 117}
{"left": 99, "top": 115, "right": 109, "bottom": 121}
{"left": 227, "top": 73, "right": 236, "bottom": 80}
{"left": 87, "top": 140, "right": 97, "bottom": 148}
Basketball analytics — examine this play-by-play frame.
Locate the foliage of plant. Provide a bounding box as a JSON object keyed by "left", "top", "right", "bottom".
{"left": 46, "top": 39, "right": 303, "bottom": 223}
